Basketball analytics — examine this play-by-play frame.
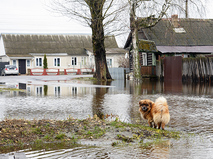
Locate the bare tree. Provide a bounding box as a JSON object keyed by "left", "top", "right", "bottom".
{"left": 50, "top": 0, "right": 127, "bottom": 81}
{"left": 117, "top": 56, "right": 129, "bottom": 68}
{"left": 168, "top": 0, "right": 206, "bottom": 18}
{"left": 129, "top": 0, "right": 171, "bottom": 82}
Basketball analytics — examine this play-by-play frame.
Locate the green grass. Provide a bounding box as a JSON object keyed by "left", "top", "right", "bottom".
{"left": 55, "top": 133, "right": 66, "bottom": 140}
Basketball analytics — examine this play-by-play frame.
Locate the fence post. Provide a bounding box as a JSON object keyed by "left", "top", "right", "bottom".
{"left": 30, "top": 69, "right": 33, "bottom": 75}
{"left": 42, "top": 69, "right": 47, "bottom": 75}
{"left": 77, "top": 69, "right": 81, "bottom": 75}
{"left": 64, "top": 69, "right": 67, "bottom": 75}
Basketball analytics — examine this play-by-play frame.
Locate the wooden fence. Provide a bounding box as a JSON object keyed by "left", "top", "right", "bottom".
{"left": 156, "top": 57, "right": 213, "bottom": 83}
{"left": 182, "top": 57, "right": 213, "bottom": 83}
{"left": 140, "top": 66, "right": 156, "bottom": 78}
{"left": 30, "top": 68, "right": 94, "bottom": 76}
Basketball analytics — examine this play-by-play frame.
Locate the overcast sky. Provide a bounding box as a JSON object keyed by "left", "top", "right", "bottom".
{"left": 0, "top": 0, "right": 213, "bottom": 47}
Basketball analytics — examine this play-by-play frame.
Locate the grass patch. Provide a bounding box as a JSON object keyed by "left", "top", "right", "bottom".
{"left": 110, "top": 121, "right": 180, "bottom": 139}
{"left": 0, "top": 117, "right": 181, "bottom": 153}
{"left": 55, "top": 133, "right": 66, "bottom": 140}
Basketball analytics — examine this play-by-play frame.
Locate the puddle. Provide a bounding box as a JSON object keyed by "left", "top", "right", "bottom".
{"left": 0, "top": 77, "right": 213, "bottom": 158}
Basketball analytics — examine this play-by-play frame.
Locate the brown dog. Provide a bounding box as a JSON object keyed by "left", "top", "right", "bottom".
{"left": 139, "top": 97, "right": 170, "bottom": 130}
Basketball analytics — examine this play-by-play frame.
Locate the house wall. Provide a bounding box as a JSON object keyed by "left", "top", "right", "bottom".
{"left": 31, "top": 55, "right": 95, "bottom": 71}
{"left": 0, "top": 36, "right": 6, "bottom": 56}
{"left": 0, "top": 36, "right": 9, "bottom": 62}
{"left": 8, "top": 52, "right": 125, "bottom": 75}
{"left": 106, "top": 54, "right": 125, "bottom": 68}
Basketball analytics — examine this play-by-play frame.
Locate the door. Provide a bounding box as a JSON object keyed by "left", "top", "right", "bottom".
{"left": 18, "top": 59, "right": 26, "bottom": 74}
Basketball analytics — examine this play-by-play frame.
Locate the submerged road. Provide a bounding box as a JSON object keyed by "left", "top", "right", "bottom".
{"left": 0, "top": 74, "right": 114, "bottom": 88}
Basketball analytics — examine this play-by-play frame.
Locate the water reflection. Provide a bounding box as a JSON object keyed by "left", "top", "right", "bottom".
{"left": 1, "top": 79, "right": 213, "bottom": 158}
{"left": 92, "top": 81, "right": 111, "bottom": 119}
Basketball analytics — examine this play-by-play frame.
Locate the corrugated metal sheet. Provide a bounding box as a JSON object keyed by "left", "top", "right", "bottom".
{"left": 157, "top": 46, "right": 213, "bottom": 53}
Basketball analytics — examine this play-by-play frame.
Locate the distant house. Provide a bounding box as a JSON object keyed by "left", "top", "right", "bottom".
{"left": 135, "top": 15, "right": 213, "bottom": 57}
{"left": 124, "top": 36, "right": 160, "bottom": 77}
{"left": 124, "top": 15, "right": 213, "bottom": 78}
{"left": 0, "top": 34, "right": 126, "bottom": 75}
{"left": 125, "top": 15, "right": 213, "bottom": 56}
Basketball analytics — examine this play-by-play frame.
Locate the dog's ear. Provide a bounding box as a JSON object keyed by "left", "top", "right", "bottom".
{"left": 149, "top": 101, "right": 154, "bottom": 108}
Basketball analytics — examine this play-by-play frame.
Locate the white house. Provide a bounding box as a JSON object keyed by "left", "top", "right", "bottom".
{"left": 0, "top": 33, "right": 127, "bottom": 75}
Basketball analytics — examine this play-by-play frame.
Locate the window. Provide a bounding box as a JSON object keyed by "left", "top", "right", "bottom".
{"left": 27, "top": 60, "right": 30, "bottom": 67}
{"left": 36, "top": 58, "right": 42, "bottom": 67}
{"left": 54, "top": 58, "right": 60, "bottom": 67}
{"left": 142, "top": 53, "right": 147, "bottom": 66}
{"left": 72, "top": 57, "right": 77, "bottom": 66}
{"left": 12, "top": 60, "right": 16, "bottom": 66}
{"left": 55, "top": 86, "right": 61, "bottom": 97}
{"left": 72, "top": 87, "right": 77, "bottom": 95}
{"left": 107, "top": 59, "right": 112, "bottom": 68}
{"left": 81, "top": 57, "right": 87, "bottom": 66}
{"left": 89, "top": 55, "right": 94, "bottom": 65}
{"left": 36, "top": 86, "right": 43, "bottom": 96}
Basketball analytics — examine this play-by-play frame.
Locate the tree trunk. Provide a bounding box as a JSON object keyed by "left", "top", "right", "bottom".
{"left": 185, "top": 0, "right": 188, "bottom": 18}
{"left": 130, "top": 0, "right": 142, "bottom": 82}
{"left": 92, "top": 30, "right": 112, "bottom": 80}
{"left": 90, "top": 1, "right": 112, "bottom": 81}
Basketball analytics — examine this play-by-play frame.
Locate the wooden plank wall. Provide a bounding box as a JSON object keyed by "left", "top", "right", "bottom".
{"left": 182, "top": 57, "right": 213, "bottom": 83}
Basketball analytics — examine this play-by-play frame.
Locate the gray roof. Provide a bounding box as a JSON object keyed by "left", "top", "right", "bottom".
{"left": 1, "top": 34, "right": 121, "bottom": 57}
{"left": 139, "top": 18, "right": 213, "bottom": 46}
{"left": 124, "top": 18, "right": 213, "bottom": 54}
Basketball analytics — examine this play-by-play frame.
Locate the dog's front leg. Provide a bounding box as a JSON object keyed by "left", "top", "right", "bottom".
{"left": 148, "top": 120, "right": 153, "bottom": 128}
{"left": 154, "top": 123, "right": 157, "bottom": 129}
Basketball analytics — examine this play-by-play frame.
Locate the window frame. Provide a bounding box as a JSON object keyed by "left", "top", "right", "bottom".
{"left": 26, "top": 60, "right": 30, "bottom": 67}
{"left": 54, "top": 57, "right": 61, "bottom": 67}
{"left": 12, "top": 60, "right": 16, "bottom": 66}
{"left": 72, "top": 57, "right": 77, "bottom": 66}
{"left": 142, "top": 53, "right": 147, "bottom": 66}
{"left": 107, "top": 58, "right": 112, "bottom": 68}
{"left": 35, "top": 57, "right": 42, "bottom": 67}
{"left": 81, "top": 56, "right": 87, "bottom": 66}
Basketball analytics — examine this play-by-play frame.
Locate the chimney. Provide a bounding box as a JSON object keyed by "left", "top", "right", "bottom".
{"left": 171, "top": 14, "right": 179, "bottom": 28}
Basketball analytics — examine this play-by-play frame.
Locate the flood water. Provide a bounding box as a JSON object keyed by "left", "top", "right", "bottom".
{"left": 0, "top": 76, "right": 213, "bottom": 158}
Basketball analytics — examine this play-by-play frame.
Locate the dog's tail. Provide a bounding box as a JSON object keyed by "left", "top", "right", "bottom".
{"left": 155, "top": 97, "right": 170, "bottom": 125}
{"left": 155, "top": 97, "right": 168, "bottom": 107}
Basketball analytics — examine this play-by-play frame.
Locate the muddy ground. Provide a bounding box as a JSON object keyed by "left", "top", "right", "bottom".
{"left": 0, "top": 115, "right": 180, "bottom": 153}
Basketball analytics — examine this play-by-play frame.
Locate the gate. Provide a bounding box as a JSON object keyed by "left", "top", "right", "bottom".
{"left": 164, "top": 56, "right": 182, "bottom": 93}
{"left": 164, "top": 56, "right": 182, "bottom": 81}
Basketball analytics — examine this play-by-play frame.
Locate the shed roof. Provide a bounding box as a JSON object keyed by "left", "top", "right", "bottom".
{"left": 1, "top": 34, "right": 121, "bottom": 57}
{"left": 138, "top": 39, "right": 158, "bottom": 52}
